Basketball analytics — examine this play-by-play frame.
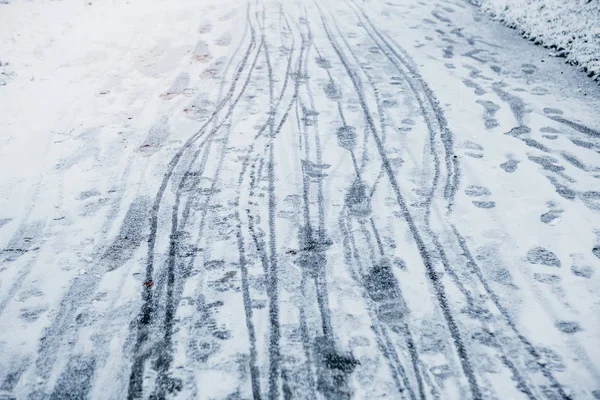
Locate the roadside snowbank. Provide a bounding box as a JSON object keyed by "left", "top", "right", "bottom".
{"left": 469, "top": 0, "right": 600, "bottom": 81}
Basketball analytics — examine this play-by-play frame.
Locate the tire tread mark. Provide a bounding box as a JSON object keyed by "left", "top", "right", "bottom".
{"left": 316, "top": 6, "right": 482, "bottom": 399}
{"left": 127, "top": 5, "right": 262, "bottom": 396}
{"left": 453, "top": 227, "right": 571, "bottom": 400}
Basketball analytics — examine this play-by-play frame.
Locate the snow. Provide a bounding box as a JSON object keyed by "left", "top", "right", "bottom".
{"left": 1, "top": 0, "right": 600, "bottom": 398}
{"left": 469, "top": 0, "right": 600, "bottom": 81}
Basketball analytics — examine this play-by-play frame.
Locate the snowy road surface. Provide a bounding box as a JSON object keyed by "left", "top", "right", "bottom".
{"left": 1, "top": 0, "right": 599, "bottom": 398}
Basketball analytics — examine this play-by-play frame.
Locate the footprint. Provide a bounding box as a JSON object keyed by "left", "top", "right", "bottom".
{"left": 465, "top": 186, "right": 491, "bottom": 197}
{"left": 540, "top": 127, "right": 560, "bottom": 133}
{"left": 219, "top": 10, "right": 236, "bottom": 21}
{"left": 473, "top": 201, "right": 495, "bottom": 209}
{"left": 336, "top": 126, "right": 357, "bottom": 150}
{"left": 571, "top": 264, "right": 594, "bottom": 279}
{"left": 201, "top": 57, "right": 226, "bottom": 79}
{"left": 523, "top": 139, "right": 550, "bottom": 152}
{"left": 198, "top": 21, "right": 212, "bottom": 34}
{"left": 581, "top": 192, "right": 600, "bottom": 211}
{"left": 521, "top": 64, "right": 537, "bottom": 76}
{"left": 561, "top": 152, "right": 586, "bottom": 170}
{"left": 533, "top": 273, "right": 561, "bottom": 284}
{"left": 543, "top": 108, "right": 563, "bottom": 115}
{"left": 466, "top": 152, "right": 483, "bottom": 159}
{"left": 476, "top": 100, "right": 500, "bottom": 129}
{"left": 555, "top": 321, "right": 582, "bottom": 334}
{"left": 78, "top": 190, "right": 101, "bottom": 200}
{"left": 528, "top": 155, "right": 564, "bottom": 173}
{"left": 431, "top": 11, "right": 451, "bottom": 23}
{"left": 463, "top": 79, "right": 486, "bottom": 96}
{"left": 316, "top": 57, "right": 331, "bottom": 69}
{"left": 464, "top": 141, "right": 484, "bottom": 151}
{"left": 215, "top": 32, "right": 232, "bottom": 47}
{"left": 382, "top": 99, "right": 398, "bottom": 108}
{"left": 527, "top": 247, "right": 561, "bottom": 267}
{"left": 526, "top": 347, "right": 565, "bottom": 372}
{"left": 204, "top": 260, "right": 225, "bottom": 270}
{"left": 160, "top": 72, "right": 190, "bottom": 100}
{"left": 346, "top": 180, "right": 372, "bottom": 217}
{"left": 531, "top": 87, "right": 549, "bottom": 96}
{"left": 443, "top": 46, "right": 454, "bottom": 59}
{"left": 324, "top": 82, "right": 342, "bottom": 101}
{"left": 506, "top": 126, "right": 531, "bottom": 137}
{"left": 0, "top": 218, "right": 11, "bottom": 230}
{"left": 20, "top": 306, "right": 47, "bottom": 322}
{"left": 192, "top": 40, "right": 211, "bottom": 62}
{"left": 500, "top": 159, "right": 519, "bottom": 173}
{"left": 540, "top": 208, "right": 563, "bottom": 225}
{"left": 570, "top": 138, "right": 594, "bottom": 149}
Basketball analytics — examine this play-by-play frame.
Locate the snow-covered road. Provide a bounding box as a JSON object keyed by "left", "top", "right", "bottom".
{"left": 1, "top": 0, "right": 599, "bottom": 398}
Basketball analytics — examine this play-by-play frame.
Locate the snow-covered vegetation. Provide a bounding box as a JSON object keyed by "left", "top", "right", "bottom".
{"left": 470, "top": 0, "right": 600, "bottom": 81}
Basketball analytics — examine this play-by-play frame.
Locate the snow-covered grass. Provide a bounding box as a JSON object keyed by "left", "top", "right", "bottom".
{"left": 469, "top": 0, "right": 600, "bottom": 81}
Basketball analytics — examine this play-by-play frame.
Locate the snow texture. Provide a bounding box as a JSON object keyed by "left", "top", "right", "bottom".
{"left": 1, "top": 0, "right": 600, "bottom": 398}
{"left": 469, "top": 0, "right": 600, "bottom": 81}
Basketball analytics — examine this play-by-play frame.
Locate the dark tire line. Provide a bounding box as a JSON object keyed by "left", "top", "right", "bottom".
{"left": 127, "top": 5, "right": 264, "bottom": 396}
{"left": 338, "top": 214, "right": 413, "bottom": 399}
{"left": 387, "top": 18, "right": 565, "bottom": 394}
{"left": 453, "top": 227, "right": 571, "bottom": 400}
{"left": 180, "top": 2, "right": 292, "bottom": 396}
{"left": 316, "top": 4, "right": 483, "bottom": 399}
{"left": 304, "top": 3, "right": 428, "bottom": 397}
{"left": 367, "top": 18, "right": 570, "bottom": 394}
{"left": 294, "top": 8, "right": 360, "bottom": 397}
{"left": 346, "top": 0, "right": 459, "bottom": 211}
{"left": 301, "top": 2, "right": 367, "bottom": 186}
{"left": 255, "top": 6, "right": 281, "bottom": 399}
{"left": 21, "top": 162, "right": 139, "bottom": 396}
{"left": 300, "top": 7, "right": 336, "bottom": 342}
{"left": 328, "top": 6, "right": 442, "bottom": 399}
{"left": 345, "top": 3, "right": 541, "bottom": 397}
{"left": 152, "top": 101, "right": 240, "bottom": 398}
{"left": 334, "top": 6, "right": 555, "bottom": 399}
{"left": 30, "top": 7, "right": 255, "bottom": 399}
{"left": 307, "top": 5, "right": 425, "bottom": 397}
{"left": 339, "top": 4, "right": 545, "bottom": 398}
{"left": 294, "top": 9, "right": 325, "bottom": 396}
{"left": 232, "top": 3, "right": 301, "bottom": 397}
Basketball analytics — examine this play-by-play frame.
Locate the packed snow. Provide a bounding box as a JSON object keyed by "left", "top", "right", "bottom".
{"left": 0, "top": 0, "right": 599, "bottom": 399}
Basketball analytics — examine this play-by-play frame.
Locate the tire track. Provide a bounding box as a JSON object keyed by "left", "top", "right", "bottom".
{"left": 330, "top": 16, "right": 429, "bottom": 396}
{"left": 338, "top": 8, "right": 547, "bottom": 397}
{"left": 293, "top": 9, "right": 362, "bottom": 398}
{"left": 305, "top": 6, "right": 428, "bottom": 397}
{"left": 231, "top": 3, "right": 300, "bottom": 396}
{"left": 315, "top": 4, "right": 482, "bottom": 398}
{"left": 127, "top": 5, "right": 264, "bottom": 396}
{"left": 338, "top": 214, "right": 413, "bottom": 399}
{"left": 256, "top": 5, "right": 281, "bottom": 398}
{"left": 333, "top": 5, "right": 570, "bottom": 398}
{"left": 453, "top": 227, "right": 571, "bottom": 400}
{"left": 346, "top": 0, "right": 459, "bottom": 212}
{"left": 304, "top": 4, "right": 427, "bottom": 397}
